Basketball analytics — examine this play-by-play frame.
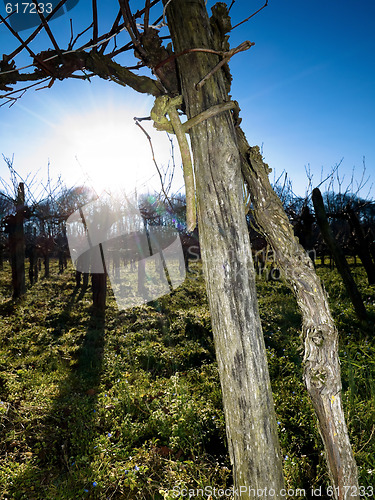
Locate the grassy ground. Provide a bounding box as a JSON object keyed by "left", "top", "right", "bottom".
{"left": 0, "top": 258, "right": 374, "bottom": 499}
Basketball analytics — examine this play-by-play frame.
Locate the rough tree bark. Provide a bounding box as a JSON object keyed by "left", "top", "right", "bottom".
{"left": 312, "top": 188, "right": 367, "bottom": 321}
{"left": 165, "top": 0, "right": 285, "bottom": 494}
{"left": 237, "top": 134, "right": 359, "bottom": 499}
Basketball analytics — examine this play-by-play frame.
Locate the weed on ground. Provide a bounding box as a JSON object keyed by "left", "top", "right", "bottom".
{"left": 0, "top": 259, "right": 374, "bottom": 498}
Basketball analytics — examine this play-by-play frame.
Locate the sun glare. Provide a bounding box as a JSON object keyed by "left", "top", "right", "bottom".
{"left": 30, "top": 101, "right": 181, "bottom": 197}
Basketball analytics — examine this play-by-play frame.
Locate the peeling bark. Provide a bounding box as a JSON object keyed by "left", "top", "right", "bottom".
{"left": 1, "top": 51, "right": 164, "bottom": 97}
{"left": 237, "top": 132, "right": 359, "bottom": 499}
{"left": 83, "top": 52, "right": 164, "bottom": 97}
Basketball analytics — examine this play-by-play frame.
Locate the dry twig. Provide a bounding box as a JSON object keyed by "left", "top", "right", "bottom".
{"left": 134, "top": 118, "right": 174, "bottom": 211}
{"left": 231, "top": 1, "right": 268, "bottom": 30}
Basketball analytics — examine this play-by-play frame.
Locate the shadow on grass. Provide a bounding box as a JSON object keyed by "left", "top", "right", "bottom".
{"left": 0, "top": 297, "right": 17, "bottom": 316}
{"left": 7, "top": 284, "right": 106, "bottom": 499}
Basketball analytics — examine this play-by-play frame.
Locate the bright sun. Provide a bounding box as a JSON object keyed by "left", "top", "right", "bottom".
{"left": 31, "top": 101, "right": 181, "bottom": 197}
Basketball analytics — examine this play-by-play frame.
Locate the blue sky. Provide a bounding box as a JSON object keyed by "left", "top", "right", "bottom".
{"left": 228, "top": 0, "right": 375, "bottom": 198}
{"left": 0, "top": 0, "right": 374, "bottom": 200}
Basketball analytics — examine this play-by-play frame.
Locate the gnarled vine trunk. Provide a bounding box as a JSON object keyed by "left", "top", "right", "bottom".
{"left": 237, "top": 131, "right": 359, "bottom": 499}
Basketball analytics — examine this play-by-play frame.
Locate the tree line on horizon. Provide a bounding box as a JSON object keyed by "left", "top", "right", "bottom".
{"left": 0, "top": 161, "right": 374, "bottom": 317}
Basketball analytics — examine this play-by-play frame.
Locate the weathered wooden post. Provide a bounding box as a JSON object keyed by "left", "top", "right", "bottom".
{"left": 238, "top": 141, "right": 360, "bottom": 499}
{"left": 0, "top": 234, "right": 5, "bottom": 271}
{"left": 7, "top": 183, "right": 26, "bottom": 298}
{"left": 27, "top": 227, "right": 38, "bottom": 285}
{"left": 312, "top": 188, "right": 367, "bottom": 320}
{"left": 90, "top": 243, "right": 107, "bottom": 314}
{"left": 164, "top": 1, "right": 285, "bottom": 493}
{"left": 346, "top": 205, "right": 375, "bottom": 285}
{"left": 91, "top": 271, "right": 107, "bottom": 313}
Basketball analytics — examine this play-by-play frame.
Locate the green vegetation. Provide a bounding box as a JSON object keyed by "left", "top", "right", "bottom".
{"left": 0, "top": 259, "right": 374, "bottom": 498}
